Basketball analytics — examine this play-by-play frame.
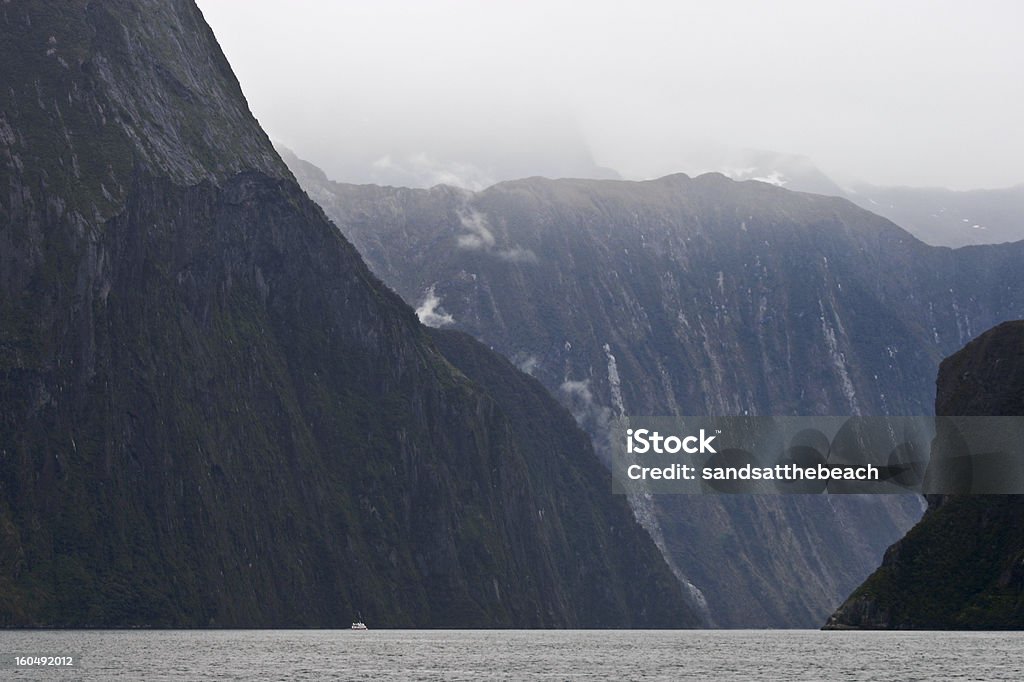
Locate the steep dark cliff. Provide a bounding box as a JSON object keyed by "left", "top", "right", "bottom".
{"left": 0, "top": 0, "right": 699, "bottom": 627}
{"left": 284, "top": 150, "right": 1024, "bottom": 627}
{"left": 825, "top": 320, "right": 1024, "bottom": 629}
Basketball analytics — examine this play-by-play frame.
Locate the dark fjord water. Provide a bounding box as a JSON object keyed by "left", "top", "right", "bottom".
{"left": 2, "top": 629, "right": 1022, "bottom": 680}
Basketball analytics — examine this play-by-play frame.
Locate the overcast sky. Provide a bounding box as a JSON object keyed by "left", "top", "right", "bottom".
{"left": 196, "top": 0, "right": 1023, "bottom": 191}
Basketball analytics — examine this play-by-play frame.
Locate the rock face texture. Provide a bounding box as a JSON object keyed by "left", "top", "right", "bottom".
{"left": 0, "top": 0, "right": 700, "bottom": 628}
{"left": 825, "top": 320, "right": 1024, "bottom": 629}
{"left": 284, "top": 150, "right": 1024, "bottom": 627}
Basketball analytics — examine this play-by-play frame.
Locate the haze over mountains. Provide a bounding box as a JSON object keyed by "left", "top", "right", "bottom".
{"left": 196, "top": 0, "right": 1024, "bottom": 249}
{"left": 280, "top": 142, "right": 1022, "bottom": 248}
{"left": 844, "top": 184, "right": 1024, "bottom": 249}
{"left": 198, "top": 0, "right": 1024, "bottom": 192}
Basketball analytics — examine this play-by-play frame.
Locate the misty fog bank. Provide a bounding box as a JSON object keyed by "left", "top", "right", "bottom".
{"left": 197, "top": 0, "right": 1024, "bottom": 192}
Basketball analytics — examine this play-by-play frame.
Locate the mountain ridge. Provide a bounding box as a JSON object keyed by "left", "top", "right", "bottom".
{"left": 283, "top": 147, "right": 1024, "bottom": 627}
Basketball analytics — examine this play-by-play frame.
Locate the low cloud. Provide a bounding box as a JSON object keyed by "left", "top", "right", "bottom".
{"left": 497, "top": 245, "right": 538, "bottom": 263}
{"left": 559, "top": 378, "right": 614, "bottom": 466}
{"left": 457, "top": 208, "right": 537, "bottom": 263}
{"left": 456, "top": 209, "right": 496, "bottom": 250}
{"left": 372, "top": 153, "right": 494, "bottom": 191}
{"left": 415, "top": 285, "right": 454, "bottom": 327}
{"left": 516, "top": 355, "right": 541, "bottom": 376}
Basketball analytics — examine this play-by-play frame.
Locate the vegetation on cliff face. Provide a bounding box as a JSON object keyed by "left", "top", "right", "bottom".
{"left": 0, "top": 0, "right": 700, "bottom": 627}
{"left": 825, "top": 321, "right": 1024, "bottom": 629}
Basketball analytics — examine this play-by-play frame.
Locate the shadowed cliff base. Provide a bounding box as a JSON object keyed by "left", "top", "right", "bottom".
{"left": 0, "top": 0, "right": 699, "bottom": 628}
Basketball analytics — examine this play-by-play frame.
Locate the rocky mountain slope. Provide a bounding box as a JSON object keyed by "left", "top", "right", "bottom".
{"left": 825, "top": 320, "right": 1024, "bottom": 629}
{"left": 845, "top": 184, "right": 1024, "bottom": 248}
{"left": 285, "top": 150, "right": 1024, "bottom": 627}
{"left": 0, "top": 0, "right": 699, "bottom": 628}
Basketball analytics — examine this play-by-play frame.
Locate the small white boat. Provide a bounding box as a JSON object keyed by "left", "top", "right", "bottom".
{"left": 351, "top": 621, "right": 368, "bottom": 630}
